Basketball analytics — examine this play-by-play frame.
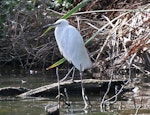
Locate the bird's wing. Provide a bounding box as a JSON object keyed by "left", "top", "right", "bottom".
{"left": 54, "top": 27, "right": 64, "bottom": 55}
{"left": 60, "top": 25, "right": 92, "bottom": 71}
{"left": 59, "top": 25, "right": 84, "bottom": 61}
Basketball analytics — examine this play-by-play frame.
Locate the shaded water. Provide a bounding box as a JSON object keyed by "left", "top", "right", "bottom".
{"left": 0, "top": 67, "right": 55, "bottom": 115}
{"left": 0, "top": 67, "right": 150, "bottom": 115}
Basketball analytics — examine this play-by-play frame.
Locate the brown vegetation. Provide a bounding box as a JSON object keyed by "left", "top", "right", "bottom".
{"left": 0, "top": 0, "right": 150, "bottom": 77}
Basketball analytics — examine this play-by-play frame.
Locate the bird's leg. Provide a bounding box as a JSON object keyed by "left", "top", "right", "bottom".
{"left": 56, "top": 67, "right": 61, "bottom": 109}
{"left": 64, "top": 88, "right": 71, "bottom": 109}
{"left": 60, "top": 66, "right": 74, "bottom": 82}
{"left": 71, "top": 67, "right": 75, "bottom": 82}
{"left": 79, "top": 65, "right": 91, "bottom": 110}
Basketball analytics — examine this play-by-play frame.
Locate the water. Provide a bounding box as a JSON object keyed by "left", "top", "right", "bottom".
{"left": 0, "top": 98, "right": 46, "bottom": 115}
{"left": 0, "top": 68, "right": 54, "bottom": 115}
{"left": 0, "top": 67, "right": 150, "bottom": 115}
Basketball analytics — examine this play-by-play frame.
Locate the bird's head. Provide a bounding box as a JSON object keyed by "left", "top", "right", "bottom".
{"left": 43, "top": 19, "right": 69, "bottom": 28}
{"left": 54, "top": 19, "right": 69, "bottom": 27}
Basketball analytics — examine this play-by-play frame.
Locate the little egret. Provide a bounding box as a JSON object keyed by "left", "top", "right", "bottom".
{"left": 50, "top": 19, "right": 92, "bottom": 72}
{"left": 45, "top": 19, "right": 92, "bottom": 109}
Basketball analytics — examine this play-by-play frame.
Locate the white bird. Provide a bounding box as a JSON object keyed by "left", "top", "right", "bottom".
{"left": 44, "top": 19, "right": 92, "bottom": 109}
{"left": 51, "top": 19, "right": 92, "bottom": 71}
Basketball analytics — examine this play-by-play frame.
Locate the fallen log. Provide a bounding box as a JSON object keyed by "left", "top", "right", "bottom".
{"left": 0, "top": 87, "right": 28, "bottom": 96}
{"left": 18, "top": 79, "right": 125, "bottom": 98}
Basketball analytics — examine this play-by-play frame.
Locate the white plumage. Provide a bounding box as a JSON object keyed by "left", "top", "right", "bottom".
{"left": 53, "top": 19, "right": 92, "bottom": 71}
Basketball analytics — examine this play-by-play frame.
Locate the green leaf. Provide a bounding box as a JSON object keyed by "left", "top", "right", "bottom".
{"left": 61, "top": 0, "right": 90, "bottom": 19}
{"left": 57, "top": 0, "right": 63, "bottom": 4}
{"left": 40, "top": 26, "right": 54, "bottom": 37}
{"left": 46, "top": 58, "right": 66, "bottom": 70}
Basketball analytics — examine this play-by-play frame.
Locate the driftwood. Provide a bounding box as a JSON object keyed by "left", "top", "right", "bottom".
{"left": 18, "top": 79, "right": 125, "bottom": 98}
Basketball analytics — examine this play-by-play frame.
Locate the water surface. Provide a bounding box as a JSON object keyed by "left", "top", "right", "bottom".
{"left": 0, "top": 67, "right": 150, "bottom": 115}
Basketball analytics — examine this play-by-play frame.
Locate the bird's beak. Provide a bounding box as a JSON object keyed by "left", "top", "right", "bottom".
{"left": 42, "top": 22, "right": 61, "bottom": 29}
